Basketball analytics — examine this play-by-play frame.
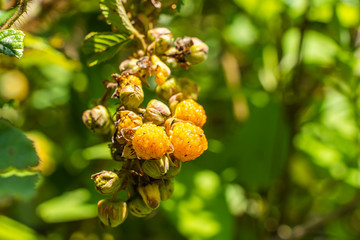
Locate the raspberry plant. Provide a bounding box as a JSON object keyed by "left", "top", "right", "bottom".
{"left": 81, "top": 0, "right": 209, "bottom": 226}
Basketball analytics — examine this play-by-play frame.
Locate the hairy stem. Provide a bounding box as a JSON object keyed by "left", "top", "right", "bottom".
{"left": 117, "top": 0, "right": 147, "bottom": 52}
{"left": 0, "top": 0, "right": 28, "bottom": 30}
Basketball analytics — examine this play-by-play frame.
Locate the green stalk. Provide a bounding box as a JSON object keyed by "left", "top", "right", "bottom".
{"left": 0, "top": 0, "right": 28, "bottom": 30}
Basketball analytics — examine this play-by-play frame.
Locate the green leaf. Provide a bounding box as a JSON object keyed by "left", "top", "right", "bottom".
{"left": 0, "top": 119, "right": 39, "bottom": 170}
{"left": 0, "top": 29, "right": 25, "bottom": 58}
{"left": 37, "top": 188, "right": 97, "bottom": 223}
{"left": 82, "top": 32, "right": 130, "bottom": 66}
{"left": 0, "top": 215, "right": 44, "bottom": 240}
{"left": 224, "top": 100, "right": 290, "bottom": 191}
{"left": 0, "top": 8, "right": 17, "bottom": 26}
{"left": 99, "top": 0, "right": 132, "bottom": 35}
{"left": 0, "top": 170, "right": 40, "bottom": 200}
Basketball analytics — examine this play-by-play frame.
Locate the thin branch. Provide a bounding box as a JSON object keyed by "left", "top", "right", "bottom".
{"left": 0, "top": 0, "right": 28, "bottom": 30}
{"left": 272, "top": 192, "right": 360, "bottom": 240}
{"left": 117, "top": 0, "right": 147, "bottom": 52}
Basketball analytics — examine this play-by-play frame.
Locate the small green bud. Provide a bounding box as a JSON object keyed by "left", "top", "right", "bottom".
{"left": 97, "top": 199, "right": 128, "bottom": 227}
{"left": 159, "top": 178, "right": 175, "bottom": 201}
{"left": 119, "top": 84, "right": 144, "bottom": 108}
{"left": 148, "top": 28, "right": 173, "bottom": 55}
{"left": 142, "top": 156, "right": 170, "bottom": 179}
{"left": 119, "top": 58, "right": 140, "bottom": 74}
{"left": 144, "top": 99, "right": 171, "bottom": 125}
{"left": 91, "top": 170, "right": 122, "bottom": 195}
{"left": 169, "top": 93, "right": 183, "bottom": 113}
{"left": 128, "top": 196, "right": 154, "bottom": 217}
{"left": 178, "top": 77, "right": 199, "bottom": 100}
{"left": 185, "top": 38, "right": 208, "bottom": 65}
{"left": 138, "top": 182, "right": 161, "bottom": 209}
{"left": 155, "top": 78, "right": 181, "bottom": 101}
{"left": 82, "top": 105, "right": 111, "bottom": 134}
{"left": 121, "top": 142, "right": 137, "bottom": 159}
{"left": 163, "top": 160, "right": 181, "bottom": 179}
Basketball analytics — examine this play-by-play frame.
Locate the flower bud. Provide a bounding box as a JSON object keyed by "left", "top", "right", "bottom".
{"left": 147, "top": 28, "right": 173, "bottom": 55}
{"left": 91, "top": 170, "right": 122, "bottom": 195}
{"left": 138, "top": 182, "right": 161, "bottom": 209}
{"left": 119, "top": 84, "right": 144, "bottom": 108}
{"left": 97, "top": 199, "right": 128, "bottom": 227}
{"left": 121, "top": 142, "right": 137, "bottom": 159}
{"left": 128, "top": 196, "right": 154, "bottom": 217}
{"left": 119, "top": 59, "right": 140, "bottom": 74}
{"left": 159, "top": 178, "right": 175, "bottom": 201}
{"left": 178, "top": 77, "right": 199, "bottom": 100}
{"left": 151, "top": 55, "right": 171, "bottom": 86}
{"left": 144, "top": 99, "right": 171, "bottom": 125}
{"left": 169, "top": 93, "right": 183, "bottom": 113}
{"left": 113, "top": 74, "right": 142, "bottom": 89}
{"left": 117, "top": 110, "right": 143, "bottom": 130}
{"left": 82, "top": 105, "right": 111, "bottom": 134}
{"left": 185, "top": 38, "right": 208, "bottom": 65}
{"left": 142, "top": 156, "right": 170, "bottom": 179}
{"left": 155, "top": 78, "right": 181, "bottom": 101}
{"left": 163, "top": 160, "right": 181, "bottom": 179}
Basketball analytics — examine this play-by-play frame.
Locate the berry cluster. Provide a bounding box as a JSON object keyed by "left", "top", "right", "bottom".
{"left": 83, "top": 26, "right": 208, "bottom": 227}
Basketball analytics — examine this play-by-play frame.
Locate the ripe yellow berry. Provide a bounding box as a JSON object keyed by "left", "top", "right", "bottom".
{"left": 117, "top": 74, "right": 142, "bottom": 89}
{"left": 132, "top": 123, "right": 170, "bottom": 160}
{"left": 151, "top": 55, "right": 171, "bottom": 86}
{"left": 170, "top": 122, "right": 208, "bottom": 162}
{"left": 174, "top": 99, "right": 207, "bottom": 128}
{"left": 117, "top": 111, "right": 143, "bottom": 130}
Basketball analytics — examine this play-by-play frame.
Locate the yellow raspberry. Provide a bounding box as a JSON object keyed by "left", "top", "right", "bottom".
{"left": 132, "top": 123, "right": 170, "bottom": 160}
{"left": 174, "top": 99, "right": 207, "bottom": 127}
{"left": 151, "top": 55, "right": 171, "bottom": 86}
{"left": 119, "top": 75, "right": 142, "bottom": 89}
{"left": 117, "top": 111, "right": 143, "bottom": 130}
{"left": 170, "top": 122, "right": 208, "bottom": 162}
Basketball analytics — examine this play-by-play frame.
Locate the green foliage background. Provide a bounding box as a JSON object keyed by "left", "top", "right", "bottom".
{"left": 1, "top": 0, "right": 360, "bottom": 239}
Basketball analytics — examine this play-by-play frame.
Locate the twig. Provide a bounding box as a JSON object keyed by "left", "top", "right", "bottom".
{"left": 117, "top": 0, "right": 147, "bottom": 52}
{"left": 273, "top": 192, "right": 360, "bottom": 240}
{"left": 0, "top": 0, "right": 28, "bottom": 30}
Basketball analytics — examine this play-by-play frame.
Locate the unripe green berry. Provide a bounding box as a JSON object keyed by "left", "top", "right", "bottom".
{"left": 163, "top": 161, "right": 181, "bottom": 179}
{"left": 97, "top": 199, "right": 128, "bottom": 227}
{"left": 155, "top": 78, "right": 181, "bottom": 101}
{"left": 128, "top": 196, "right": 154, "bottom": 217}
{"left": 91, "top": 170, "right": 122, "bottom": 195}
{"left": 119, "top": 58, "right": 140, "bottom": 74}
{"left": 144, "top": 99, "right": 171, "bottom": 125}
{"left": 82, "top": 105, "right": 111, "bottom": 134}
{"left": 185, "top": 38, "right": 208, "bottom": 65}
{"left": 159, "top": 178, "right": 175, "bottom": 201}
{"left": 119, "top": 84, "right": 144, "bottom": 108}
{"left": 142, "top": 156, "right": 170, "bottom": 179}
{"left": 138, "top": 182, "right": 161, "bottom": 209}
{"left": 148, "top": 28, "right": 173, "bottom": 55}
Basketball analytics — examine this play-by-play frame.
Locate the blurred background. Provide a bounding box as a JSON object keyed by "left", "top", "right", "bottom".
{"left": 1, "top": 0, "right": 360, "bottom": 239}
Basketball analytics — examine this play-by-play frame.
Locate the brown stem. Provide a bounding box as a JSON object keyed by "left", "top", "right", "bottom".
{"left": 271, "top": 192, "right": 360, "bottom": 240}
{"left": 0, "top": 0, "right": 28, "bottom": 30}
{"left": 117, "top": 0, "right": 147, "bottom": 52}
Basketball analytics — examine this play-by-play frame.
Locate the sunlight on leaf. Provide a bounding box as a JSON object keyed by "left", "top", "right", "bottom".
{"left": 194, "top": 170, "right": 220, "bottom": 199}
{"left": 302, "top": 30, "right": 338, "bottom": 65}
{"left": 0, "top": 170, "right": 40, "bottom": 200}
{"left": 0, "top": 119, "right": 39, "bottom": 170}
{"left": 100, "top": 0, "right": 132, "bottom": 34}
{"left": 223, "top": 14, "right": 258, "bottom": 49}
{"left": 0, "top": 215, "right": 44, "bottom": 240}
{"left": 0, "top": 29, "right": 25, "bottom": 58}
{"left": 37, "top": 188, "right": 97, "bottom": 223}
{"left": 225, "top": 184, "right": 247, "bottom": 216}
{"left": 82, "top": 32, "right": 130, "bottom": 66}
